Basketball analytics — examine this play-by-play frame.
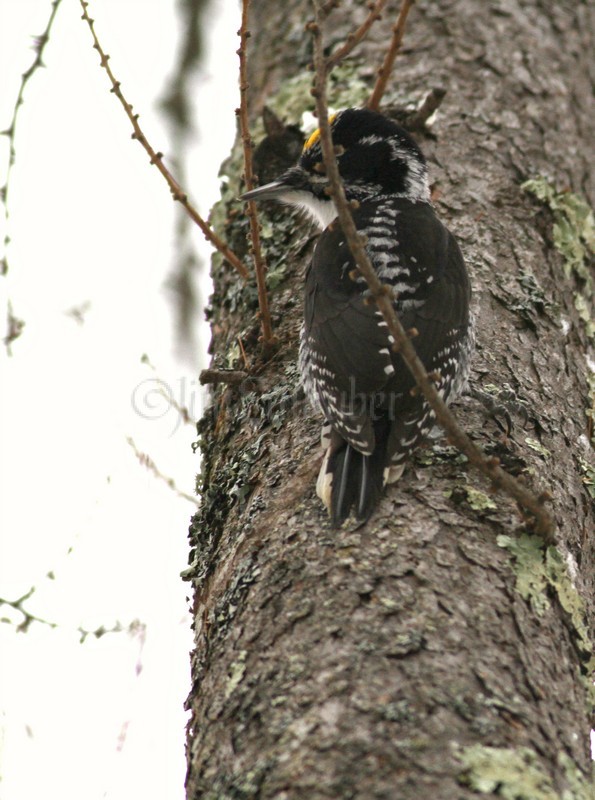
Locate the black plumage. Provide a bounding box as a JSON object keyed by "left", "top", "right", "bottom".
{"left": 242, "top": 108, "right": 473, "bottom": 525}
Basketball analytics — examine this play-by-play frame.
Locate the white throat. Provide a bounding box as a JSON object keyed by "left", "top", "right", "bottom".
{"left": 281, "top": 190, "right": 338, "bottom": 230}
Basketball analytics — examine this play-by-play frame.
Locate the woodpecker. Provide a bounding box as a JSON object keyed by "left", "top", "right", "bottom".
{"left": 242, "top": 108, "right": 472, "bottom": 526}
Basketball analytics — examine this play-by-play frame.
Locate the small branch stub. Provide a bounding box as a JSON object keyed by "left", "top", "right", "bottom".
{"left": 199, "top": 369, "right": 251, "bottom": 387}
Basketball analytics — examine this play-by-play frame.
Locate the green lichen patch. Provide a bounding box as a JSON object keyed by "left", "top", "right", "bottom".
{"left": 521, "top": 177, "right": 595, "bottom": 476}
{"left": 557, "top": 753, "right": 595, "bottom": 800}
{"left": 465, "top": 486, "right": 498, "bottom": 511}
{"left": 225, "top": 650, "right": 248, "bottom": 698}
{"left": 496, "top": 534, "right": 549, "bottom": 616}
{"left": 457, "top": 744, "right": 593, "bottom": 800}
{"left": 458, "top": 745, "right": 555, "bottom": 799}
{"left": 197, "top": 758, "right": 274, "bottom": 800}
{"left": 267, "top": 71, "right": 314, "bottom": 126}
{"left": 586, "top": 367, "right": 595, "bottom": 447}
{"left": 573, "top": 294, "right": 595, "bottom": 339}
{"left": 522, "top": 178, "right": 594, "bottom": 340}
{"left": 524, "top": 437, "right": 551, "bottom": 460}
{"left": 268, "top": 61, "right": 371, "bottom": 126}
{"left": 446, "top": 484, "right": 498, "bottom": 513}
{"left": 577, "top": 455, "right": 595, "bottom": 500}
{"left": 544, "top": 546, "right": 593, "bottom": 660}
{"left": 498, "top": 535, "right": 593, "bottom": 664}
{"left": 327, "top": 61, "right": 372, "bottom": 109}
{"left": 415, "top": 443, "right": 468, "bottom": 467}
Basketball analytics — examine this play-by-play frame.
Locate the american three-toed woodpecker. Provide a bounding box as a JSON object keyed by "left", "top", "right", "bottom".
{"left": 242, "top": 108, "right": 473, "bottom": 526}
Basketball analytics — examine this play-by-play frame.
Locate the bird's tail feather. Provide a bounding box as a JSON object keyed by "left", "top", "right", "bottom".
{"left": 317, "top": 420, "right": 389, "bottom": 527}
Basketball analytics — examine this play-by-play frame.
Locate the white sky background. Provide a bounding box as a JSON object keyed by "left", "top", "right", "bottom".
{"left": 0, "top": 1, "right": 238, "bottom": 798}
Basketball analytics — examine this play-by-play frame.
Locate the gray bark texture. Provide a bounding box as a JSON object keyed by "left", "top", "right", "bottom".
{"left": 185, "top": 1, "right": 594, "bottom": 797}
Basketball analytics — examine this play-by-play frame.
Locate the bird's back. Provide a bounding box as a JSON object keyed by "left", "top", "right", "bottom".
{"left": 300, "top": 196, "right": 472, "bottom": 524}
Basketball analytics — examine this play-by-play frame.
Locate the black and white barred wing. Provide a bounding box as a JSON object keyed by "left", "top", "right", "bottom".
{"left": 384, "top": 227, "right": 473, "bottom": 469}
{"left": 300, "top": 278, "right": 397, "bottom": 455}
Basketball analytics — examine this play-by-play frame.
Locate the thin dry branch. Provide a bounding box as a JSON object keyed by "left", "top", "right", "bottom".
{"left": 326, "top": 0, "right": 388, "bottom": 71}
{"left": 319, "top": 0, "right": 343, "bottom": 18}
{"left": 0, "top": 584, "right": 143, "bottom": 642}
{"left": 237, "top": 0, "right": 276, "bottom": 353}
{"left": 127, "top": 436, "right": 200, "bottom": 507}
{"left": 310, "top": 1, "right": 555, "bottom": 539}
{"left": 0, "top": 586, "right": 57, "bottom": 633}
{"left": 4, "top": 300, "right": 25, "bottom": 355}
{"left": 367, "top": 0, "right": 415, "bottom": 110}
{"left": 140, "top": 353, "right": 194, "bottom": 428}
{"left": 1, "top": 0, "right": 64, "bottom": 275}
{"left": 78, "top": 0, "right": 248, "bottom": 280}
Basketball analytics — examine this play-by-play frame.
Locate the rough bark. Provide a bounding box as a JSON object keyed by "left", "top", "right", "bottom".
{"left": 185, "top": 1, "right": 594, "bottom": 797}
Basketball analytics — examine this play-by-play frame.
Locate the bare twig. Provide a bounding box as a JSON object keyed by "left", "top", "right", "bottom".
{"left": 367, "top": 0, "right": 416, "bottom": 110}
{"left": 1, "top": 0, "right": 64, "bottom": 275}
{"left": 0, "top": 584, "right": 143, "bottom": 643}
{"left": 126, "top": 436, "right": 200, "bottom": 507}
{"left": 0, "top": 587, "right": 57, "bottom": 633}
{"left": 237, "top": 0, "right": 276, "bottom": 354}
{"left": 140, "top": 353, "right": 194, "bottom": 427}
{"left": 3, "top": 300, "right": 25, "bottom": 355}
{"left": 319, "top": 0, "right": 343, "bottom": 18}
{"left": 325, "top": 0, "right": 388, "bottom": 70}
{"left": 78, "top": 0, "right": 248, "bottom": 280}
{"left": 310, "top": 2, "right": 555, "bottom": 539}
{"left": 237, "top": 335, "right": 251, "bottom": 370}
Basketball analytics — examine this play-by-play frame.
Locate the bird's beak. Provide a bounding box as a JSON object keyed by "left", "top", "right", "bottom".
{"left": 240, "top": 166, "right": 313, "bottom": 203}
{"left": 240, "top": 180, "right": 288, "bottom": 202}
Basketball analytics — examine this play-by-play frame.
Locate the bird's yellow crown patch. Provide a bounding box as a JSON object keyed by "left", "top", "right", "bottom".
{"left": 303, "top": 113, "right": 338, "bottom": 152}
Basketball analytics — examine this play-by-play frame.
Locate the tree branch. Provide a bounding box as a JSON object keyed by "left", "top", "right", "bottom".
{"left": 78, "top": 0, "right": 248, "bottom": 280}
{"left": 1, "top": 0, "right": 64, "bottom": 275}
{"left": 325, "top": 0, "right": 388, "bottom": 70}
{"left": 237, "top": 0, "right": 276, "bottom": 353}
{"left": 0, "top": 584, "right": 145, "bottom": 643}
{"left": 310, "top": 1, "right": 555, "bottom": 539}
{"left": 367, "top": 0, "right": 416, "bottom": 110}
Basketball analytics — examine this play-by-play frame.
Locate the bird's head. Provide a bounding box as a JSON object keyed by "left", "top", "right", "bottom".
{"left": 241, "top": 108, "right": 429, "bottom": 229}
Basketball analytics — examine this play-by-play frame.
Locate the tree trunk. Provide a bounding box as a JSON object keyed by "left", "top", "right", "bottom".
{"left": 185, "top": 1, "right": 594, "bottom": 797}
